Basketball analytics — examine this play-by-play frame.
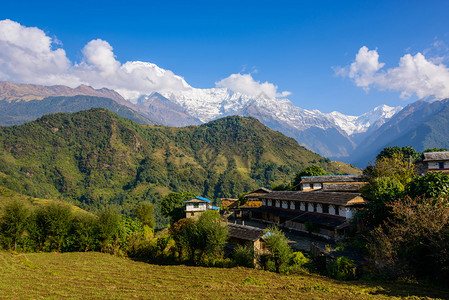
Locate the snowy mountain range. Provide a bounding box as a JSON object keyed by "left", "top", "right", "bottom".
{"left": 134, "top": 87, "right": 402, "bottom": 159}
{"left": 0, "top": 79, "right": 405, "bottom": 165}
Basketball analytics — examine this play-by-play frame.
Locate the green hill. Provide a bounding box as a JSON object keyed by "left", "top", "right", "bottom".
{"left": 0, "top": 108, "right": 359, "bottom": 222}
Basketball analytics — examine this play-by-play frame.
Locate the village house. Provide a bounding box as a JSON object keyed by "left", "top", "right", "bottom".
{"left": 227, "top": 223, "right": 265, "bottom": 252}
{"left": 245, "top": 175, "right": 368, "bottom": 240}
{"left": 227, "top": 187, "right": 271, "bottom": 220}
{"left": 184, "top": 196, "right": 219, "bottom": 219}
{"left": 226, "top": 223, "right": 266, "bottom": 266}
{"left": 220, "top": 198, "right": 239, "bottom": 209}
{"left": 422, "top": 151, "right": 449, "bottom": 173}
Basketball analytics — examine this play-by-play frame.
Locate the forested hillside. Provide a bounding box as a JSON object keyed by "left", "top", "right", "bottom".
{"left": 0, "top": 108, "right": 359, "bottom": 220}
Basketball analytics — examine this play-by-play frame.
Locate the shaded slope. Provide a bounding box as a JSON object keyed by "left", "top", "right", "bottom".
{"left": 0, "top": 95, "right": 154, "bottom": 126}
{"left": 351, "top": 99, "right": 449, "bottom": 167}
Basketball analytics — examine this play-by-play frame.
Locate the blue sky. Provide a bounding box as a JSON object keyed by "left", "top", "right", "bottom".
{"left": 1, "top": 0, "right": 449, "bottom": 115}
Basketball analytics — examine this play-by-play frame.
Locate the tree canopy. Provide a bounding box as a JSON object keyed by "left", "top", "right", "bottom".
{"left": 160, "top": 192, "right": 196, "bottom": 223}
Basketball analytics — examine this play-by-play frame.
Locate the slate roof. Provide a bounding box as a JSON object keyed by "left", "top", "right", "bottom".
{"left": 227, "top": 223, "right": 264, "bottom": 241}
{"left": 258, "top": 191, "right": 367, "bottom": 206}
{"left": 253, "top": 206, "right": 347, "bottom": 229}
{"left": 245, "top": 187, "right": 272, "bottom": 198}
{"left": 301, "top": 175, "right": 367, "bottom": 183}
{"left": 423, "top": 151, "right": 449, "bottom": 161}
{"left": 321, "top": 182, "right": 368, "bottom": 192}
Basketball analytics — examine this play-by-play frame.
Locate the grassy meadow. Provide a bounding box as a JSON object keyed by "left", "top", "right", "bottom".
{"left": 0, "top": 251, "right": 448, "bottom": 299}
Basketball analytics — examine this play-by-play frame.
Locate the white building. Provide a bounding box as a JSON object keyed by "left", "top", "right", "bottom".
{"left": 185, "top": 196, "right": 219, "bottom": 219}
{"left": 423, "top": 151, "right": 449, "bottom": 172}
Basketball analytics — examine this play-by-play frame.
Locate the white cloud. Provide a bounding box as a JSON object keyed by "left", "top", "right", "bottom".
{"left": 0, "top": 19, "right": 191, "bottom": 101}
{"left": 0, "top": 19, "right": 289, "bottom": 102}
{"left": 216, "top": 73, "right": 291, "bottom": 99}
{"left": 0, "top": 19, "right": 75, "bottom": 85}
{"left": 338, "top": 46, "right": 449, "bottom": 99}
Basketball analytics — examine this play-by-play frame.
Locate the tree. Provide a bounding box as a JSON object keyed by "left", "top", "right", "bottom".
{"left": 195, "top": 210, "right": 228, "bottom": 261}
{"left": 97, "top": 205, "right": 123, "bottom": 253}
{"left": 368, "top": 196, "right": 449, "bottom": 285}
{"left": 169, "top": 210, "right": 228, "bottom": 264}
{"left": 376, "top": 146, "right": 419, "bottom": 162}
{"left": 0, "top": 200, "right": 30, "bottom": 251}
{"left": 356, "top": 176, "right": 404, "bottom": 230}
{"left": 160, "top": 192, "right": 196, "bottom": 223}
{"left": 134, "top": 201, "right": 155, "bottom": 229}
{"left": 292, "top": 166, "right": 327, "bottom": 190}
{"left": 423, "top": 147, "right": 448, "bottom": 153}
{"left": 263, "top": 225, "right": 292, "bottom": 273}
{"left": 169, "top": 218, "right": 196, "bottom": 262}
{"left": 71, "top": 212, "right": 99, "bottom": 252}
{"left": 405, "top": 171, "right": 449, "bottom": 200}
{"left": 29, "top": 202, "right": 73, "bottom": 252}
{"left": 366, "top": 153, "right": 415, "bottom": 187}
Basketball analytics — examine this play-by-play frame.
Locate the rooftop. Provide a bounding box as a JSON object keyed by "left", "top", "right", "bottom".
{"left": 245, "top": 187, "right": 272, "bottom": 198}
{"left": 185, "top": 196, "right": 211, "bottom": 203}
{"left": 423, "top": 151, "right": 449, "bottom": 161}
{"left": 301, "top": 175, "right": 367, "bottom": 183}
{"left": 227, "top": 223, "right": 264, "bottom": 241}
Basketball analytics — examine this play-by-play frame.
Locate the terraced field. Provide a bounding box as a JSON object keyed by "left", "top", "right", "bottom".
{"left": 0, "top": 251, "right": 447, "bottom": 299}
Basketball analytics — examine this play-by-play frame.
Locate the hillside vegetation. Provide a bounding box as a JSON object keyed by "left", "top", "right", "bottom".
{"left": 0, "top": 108, "right": 359, "bottom": 223}
{"left": 0, "top": 251, "right": 447, "bottom": 299}
{"left": 0, "top": 186, "right": 84, "bottom": 213}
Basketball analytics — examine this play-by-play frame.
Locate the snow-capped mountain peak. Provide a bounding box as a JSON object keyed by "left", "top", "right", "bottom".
{"left": 325, "top": 104, "right": 403, "bottom": 136}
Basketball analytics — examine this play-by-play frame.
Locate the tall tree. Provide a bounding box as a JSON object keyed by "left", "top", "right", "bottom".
{"left": 134, "top": 201, "right": 155, "bottom": 229}
{"left": 160, "top": 192, "right": 196, "bottom": 223}
{"left": 263, "top": 225, "right": 292, "bottom": 273}
{"left": 98, "top": 205, "right": 123, "bottom": 253}
{"left": 0, "top": 200, "right": 30, "bottom": 251}
{"left": 405, "top": 171, "right": 449, "bottom": 200}
{"left": 30, "top": 202, "right": 73, "bottom": 252}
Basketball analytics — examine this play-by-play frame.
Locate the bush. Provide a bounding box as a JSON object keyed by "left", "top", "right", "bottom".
{"left": 263, "top": 225, "right": 292, "bottom": 273}
{"left": 234, "top": 244, "right": 255, "bottom": 268}
{"left": 329, "top": 256, "right": 356, "bottom": 281}
{"left": 71, "top": 212, "right": 99, "bottom": 252}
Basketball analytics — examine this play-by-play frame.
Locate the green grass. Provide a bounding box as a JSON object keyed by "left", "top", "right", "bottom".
{"left": 0, "top": 251, "right": 447, "bottom": 299}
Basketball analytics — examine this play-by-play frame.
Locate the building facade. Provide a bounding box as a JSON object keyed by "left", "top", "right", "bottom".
{"left": 423, "top": 151, "right": 449, "bottom": 173}
{"left": 185, "top": 196, "right": 219, "bottom": 219}
{"left": 247, "top": 175, "right": 368, "bottom": 240}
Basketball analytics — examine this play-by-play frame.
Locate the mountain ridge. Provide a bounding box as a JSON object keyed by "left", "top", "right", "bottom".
{"left": 0, "top": 108, "right": 360, "bottom": 219}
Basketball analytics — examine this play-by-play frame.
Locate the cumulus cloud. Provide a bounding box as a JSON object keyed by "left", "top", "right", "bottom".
{"left": 216, "top": 73, "right": 291, "bottom": 99}
{"left": 0, "top": 19, "right": 190, "bottom": 101}
{"left": 0, "top": 19, "right": 289, "bottom": 102}
{"left": 0, "top": 19, "right": 75, "bottom": 85}
{"left": 338, "top": 46, "right": 449, "bottom": 99}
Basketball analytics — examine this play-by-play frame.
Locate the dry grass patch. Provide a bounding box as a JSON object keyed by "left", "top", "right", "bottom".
{"left": 0, "top": 252, "right": 448, "bottom": 299}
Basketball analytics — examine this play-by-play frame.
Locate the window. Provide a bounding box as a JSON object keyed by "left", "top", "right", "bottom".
{"left": 193, "top": 203, "right": 199, "bottom": 208}
{"left": 322, "top": 204, "right": 329, "bottom": 214}
{"left": 439, "top": 162, "right": 445, "bottom": 169}
{"left": 295, "top": 201, "right": 301, "bottom": 210}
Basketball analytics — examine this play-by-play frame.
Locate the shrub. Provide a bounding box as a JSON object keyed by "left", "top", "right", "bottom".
{"left": 263, "top": 225, "right": 292, "bottom": 273}
{"left": 329, "top": 256, "right": 356, "bottom": 281}
{"left": 234, "top": 244, "right": 255, "bottom": 268}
